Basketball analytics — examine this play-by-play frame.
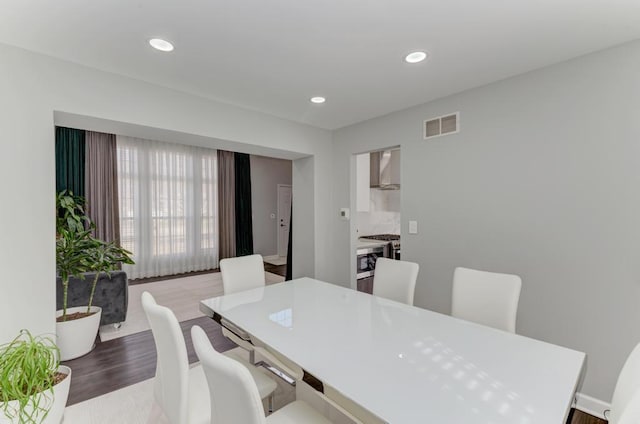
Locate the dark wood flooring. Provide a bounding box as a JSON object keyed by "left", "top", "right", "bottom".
{"left": 567, "top": 409, "right": 606, "bottom": 424}
{"left": 129, "top": 261, "right": 287, "bottom": 286}
{"left": 129, "top": 268, "right": 220, "bottom": 286}
{"left": 263, "top": 262, "right": 286, "bottom": 277}
{"left": 61, "top": 316, "right": 235, "bottom": 406}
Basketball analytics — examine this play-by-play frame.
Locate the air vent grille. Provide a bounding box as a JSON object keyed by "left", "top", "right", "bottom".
{"left": 424, "top": 112, "right": 459, "bottom": 139}
{"left": 425, "top": 119, "right": 440, "bottom": 138}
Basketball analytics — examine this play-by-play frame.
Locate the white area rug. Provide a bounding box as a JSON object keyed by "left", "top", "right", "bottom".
{"left": 63, "top": 378, "right": 164, "bottom": 424}
{"left": 63, "top": 349, "right": 296, "bottom": 424}
{"left": 99, "top": 271, "right": 285, "bottom": 342}
{"left": 263, "top": 255, "right": 287, "bottom": 266}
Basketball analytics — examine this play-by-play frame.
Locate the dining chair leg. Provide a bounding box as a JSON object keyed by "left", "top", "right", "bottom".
{"left": 250, "top": 349, "right": 256, "bottom": 364}
{"left": 268, "top": 394, "right": 274, "bottom": 414}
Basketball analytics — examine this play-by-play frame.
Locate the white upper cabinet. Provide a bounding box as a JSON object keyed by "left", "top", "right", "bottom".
{"left": 356, "top": 153, "right": 370, "bottom": 212}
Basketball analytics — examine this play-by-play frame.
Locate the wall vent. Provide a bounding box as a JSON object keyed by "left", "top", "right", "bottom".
{"left": 424, "top": 112, "right": 459, "bottom": 139}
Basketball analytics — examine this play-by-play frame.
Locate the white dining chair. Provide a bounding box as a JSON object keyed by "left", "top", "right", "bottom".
{"left": 609, "top": 342, "right": 640, "bottom": 424}
{"left": 141, "top": 292, "right": 277, "bottom": 423}
{"left": 372, "top": 257, "right": 419, "bottom": 305}
{"left": 220, "top": 254, "right": 266, "bottom": 295}
{"left": 191, "top": 325, "right": 333, "bottom": 424}
{"left": 451, "top": 267, "right": 522, "bottom": 333}
{"left": 219, "top": 254, "right": 266, "bottom": 355}
{"left": 219, "top": 254, "right": 303, "bottom": 381}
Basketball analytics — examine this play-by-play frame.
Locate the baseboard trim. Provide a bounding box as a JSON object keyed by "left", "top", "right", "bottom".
{"left": 574, "top": 392, "right": 610, "bottom": 420}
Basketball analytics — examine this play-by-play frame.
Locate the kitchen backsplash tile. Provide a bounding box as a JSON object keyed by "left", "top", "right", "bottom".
{"left": 358, "top": 211, "right": 401, "bottom": 236}
{"left": 358, "top": 188, "right": 401, "bottom": 236}
{"left": 370, "top": 188, "right": 400, "bottom": 212}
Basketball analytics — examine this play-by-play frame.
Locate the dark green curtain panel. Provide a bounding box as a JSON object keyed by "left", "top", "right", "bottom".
{"left": 234, "top": 153, "right": 254, "bottom": 256}
{"left": 55, "top": 127, "right": 86, "bottom": 197}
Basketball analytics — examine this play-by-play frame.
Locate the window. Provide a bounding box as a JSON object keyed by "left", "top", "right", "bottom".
{"left": 117, "top": 136, "right": 218, "bottom": 279}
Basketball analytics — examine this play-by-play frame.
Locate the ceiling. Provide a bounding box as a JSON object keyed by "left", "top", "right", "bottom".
{"left": 1, "top": 1, "right": 639, "bottom": 130}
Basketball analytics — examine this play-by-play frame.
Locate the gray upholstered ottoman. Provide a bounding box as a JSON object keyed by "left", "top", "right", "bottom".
{"left": 56, "top": 271, "right": 128, "bottom": 327}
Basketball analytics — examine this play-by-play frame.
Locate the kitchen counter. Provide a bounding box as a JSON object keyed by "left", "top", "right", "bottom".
{"left": 356, "top": 239, "right": 389, "bottom": 251}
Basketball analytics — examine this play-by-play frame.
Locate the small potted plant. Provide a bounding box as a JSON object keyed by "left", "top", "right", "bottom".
{"left": 0, "top": 330, "right": 71, "bottom": 424}
{"left": 55, "top": 191, "right": 133, "bottom": 360}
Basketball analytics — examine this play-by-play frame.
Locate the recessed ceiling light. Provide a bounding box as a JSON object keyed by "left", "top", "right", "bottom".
{"left": 405, "top": 51, "right": 428, "bottom": 64}
{"left": 310, "top": 96, "right": 326, "bottom": 104}
{"left": 149, "top": 38, "right": 174, "bottom": 52}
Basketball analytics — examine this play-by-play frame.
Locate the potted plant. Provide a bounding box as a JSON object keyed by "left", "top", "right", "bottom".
{"left": 55, "top": 191, "right": 133, "bottom": 360}
{"left": 55, "top": 225, "right": 102, "bottom": 361}
{"left": 0, "top": 330, "right": 71, "bottom": 424}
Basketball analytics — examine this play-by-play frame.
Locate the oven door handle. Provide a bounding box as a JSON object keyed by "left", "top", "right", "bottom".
{"left": 357, "top": 246, "right": 385, "bottom": 255}
{"left": 357, "top": 270, "right": 375, "bottom": 279}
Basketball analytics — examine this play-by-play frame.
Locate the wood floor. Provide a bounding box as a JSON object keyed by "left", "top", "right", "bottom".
{"left": 129, "top": 261, "right": 287, "bottom": 286}
{"left": 263, "top": 261, "right": 286, "bottom": 277}
{"left": 61, "top": 316, "right": 235, "bottom": 406}
{"left": 567, "top": 409, "right": 606, "bottom": 424}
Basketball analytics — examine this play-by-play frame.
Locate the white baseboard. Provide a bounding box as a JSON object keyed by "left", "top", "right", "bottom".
{"left": 574, "top": 392, "right": 610, "bottom": 420}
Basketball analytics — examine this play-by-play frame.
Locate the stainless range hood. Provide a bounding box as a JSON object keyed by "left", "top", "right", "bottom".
{"left": 370, "top": 149, "right": 400, "bottom": 190}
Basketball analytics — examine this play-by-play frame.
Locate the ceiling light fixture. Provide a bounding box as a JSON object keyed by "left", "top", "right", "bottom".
{"left": 310, "top": 96, "right": 326, "bottom": 104}
{"left": 149, "top": 38, "right": 174, "bottom": 52}
{"left": 405, "top": 51, "right": 427, "bottom": 64}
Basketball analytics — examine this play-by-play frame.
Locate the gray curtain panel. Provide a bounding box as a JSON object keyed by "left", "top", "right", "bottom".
{"left": 217, "top": 150, "right": 236, "bottom": 260}
{"left": 85, "top": 130, "right": 120, "bottom": 244}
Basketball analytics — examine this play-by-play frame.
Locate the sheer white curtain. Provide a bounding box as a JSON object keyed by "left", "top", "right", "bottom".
{"left": 117, "top": 136, "right": 218, "bottom": 279}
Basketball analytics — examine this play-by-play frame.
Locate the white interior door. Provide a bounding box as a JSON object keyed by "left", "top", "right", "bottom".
{"left": 277, "top": 184, "right": 292, "bottom": 257}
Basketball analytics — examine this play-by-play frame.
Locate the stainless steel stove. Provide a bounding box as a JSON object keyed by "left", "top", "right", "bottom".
{"left": 360, "top": 234, "right": 400, "bottom": 250}
{"left": 356, "top": 233, "right": 401, "bottom": 294}
{"left": 359, "top": 234, "right": 400, "bottom": 259}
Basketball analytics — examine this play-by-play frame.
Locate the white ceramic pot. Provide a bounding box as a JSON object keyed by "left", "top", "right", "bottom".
{"left": 56, "top": 306, "right": 102, "bottom": 361}
{"left": 0, "top": 365, "right": 71, "bottom": 424}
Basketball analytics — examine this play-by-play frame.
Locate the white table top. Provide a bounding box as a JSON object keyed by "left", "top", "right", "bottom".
{"left": 200, "top": 278, "right": 585, "bottom": 424}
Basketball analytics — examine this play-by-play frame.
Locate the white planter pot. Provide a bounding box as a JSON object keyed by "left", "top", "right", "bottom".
{"left": 56, "top": 306, "right": 102, "bottom": 361}
{"left": 0, "top": 365, "right": 71, "bottom": 424}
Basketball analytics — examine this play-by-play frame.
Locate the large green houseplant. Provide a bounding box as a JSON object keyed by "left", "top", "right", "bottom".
{"left": 0, "top": 330, "right": 71, "bottom": 424}
{"left": 55, "top": 191, "right": 133, "bottom": 360}
{"left": 55, "top": 190, "right": 93, "bottom": 320}
{"left": 56, "top": 191, "right": 134, "bottom": 318}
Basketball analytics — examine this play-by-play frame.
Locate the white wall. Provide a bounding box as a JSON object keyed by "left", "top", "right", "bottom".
{"left": 332, "top": 40, "right": 640, "bottom": 402}
{"left": 0, "top": 42, "right": 333, "bottom": 344}
{"left": 250, "top": 155, "right": 292, "bottom": 256}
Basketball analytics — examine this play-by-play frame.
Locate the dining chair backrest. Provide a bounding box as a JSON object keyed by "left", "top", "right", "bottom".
{"left": 373, "top": 258, "right": 419, "bottom": 305}
{"left": 610, "top": 343, "right": 640, "bottom": 424}
{"left": 451, "top": 267, "right": 522, "bottom": 333}
{"left": 141, "top": 291, "right": 189, "bottom": 424}
{"left": 615, "top": 392, "right": 640, "bottom": 424}
{"left": 220, "top": 254, "right": 266, "bottom": 295}
{"left": 191, "top": 325, "right": 266, "bottom": 424}
{"left": 219, "top": 253, "right": 303, "bottom": 380}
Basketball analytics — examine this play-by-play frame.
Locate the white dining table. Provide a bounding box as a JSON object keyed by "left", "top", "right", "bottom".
{"left": 200, "top": 277, "right": 585, "bottom": 424}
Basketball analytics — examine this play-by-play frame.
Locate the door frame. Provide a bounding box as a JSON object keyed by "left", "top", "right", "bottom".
{"left": 277, "top": 184, "right": 292, "bottom": 257}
